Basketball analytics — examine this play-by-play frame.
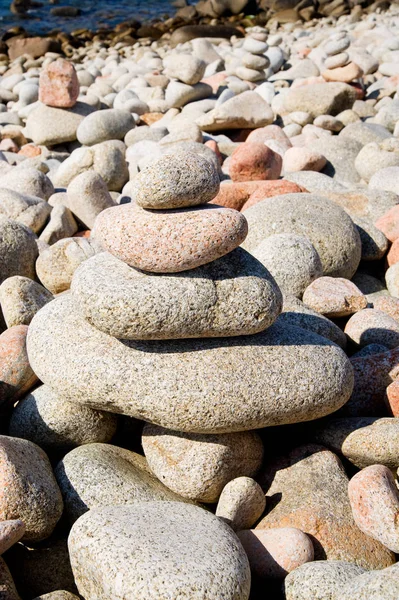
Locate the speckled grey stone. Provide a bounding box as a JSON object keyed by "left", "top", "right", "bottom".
{"left": 196, "top": 91, "right": 274, "bottom": 132}
{"left": 0, "top": 519, "right": 25, "bottom": 555}
{"left": 0, "top": 216, "right": 38, "bottom": 284}
{"left": 283, "top": 83, "right": 357, "bottom": 118}
{"left": 25, "top": 102, "right": 94, "bottom": 145}
{"left": 27, "top": 294, "right": 354, "bottom": 434}
{"left": 76, "top": 109, "right": 134, "bottom": 146}
{"left": 167, "top": 141, "right": 221, "bottom": 174}
{"left": 71, "top": 250, "right": 282, "bottom": 340}
{"left": 284, "top": 171, "right": 348, "bottom": 193}
{"left": 0, "top": 167, "right": 54, "bottom": 200}
{"left": 131, "top": 151, "right": 220, "bottom": 210}
{"left": 55, "top": 443, "right": 188, "bottom": 523}
{"left": 345, "top": 308, "right": 399, "bottom": 348}
{"left": 142, "top": 426, "right": 263, "bottom": 503}
{"left": 216, "top": 477, "right": 266, "bottom": 530}
{"left": 242, "top": 194, "right": 361, "bottom": 279}
{"left": 256, "top": 445, "right": 394, "bottom": 568}
{"left": 0, "top": 276, "right": 53, "bottom": 327}
{"left": 310, "top": 137, "right": 362, "bottom": 185}
{"left": 251, "top": 234, "right": 323, "bottom": 298}
{"left": 33, "top": 593, "right": 80, "bottom": 600}
{"left": 353, "top": 216, "right": 389, "bottom": 261}
{"left": 351, "top": 343, "right": 389, "bottom": 358}
{"left": 9, "top": 384, "right": 117, "bottom": 454}
{"left": 336, "top": 563, "right": 399, "bottom": 600}
{"left": 278, "top": 295, "right": 347, "bottom": 349}
{"left": 66, "top": 171, "right": 116, "bottom": 229}
{"left": 313, "top": 417, "right": 399, "bottom": 469}
{"left": 355, "top": 141, "right": 399, "bottom": 183}
{"left": 36, "top": 237, "right": 98, "bottom": 294}
{"left": 164, "top": 53, "right": 206, "bottom": 85}
{"left": 0, "top": 557, "right": 19, "bottom": 600}
{"left": 39, "top": 205, "right": 78, "bottom": 246}
{"left": 284, "top": 560, "right": 366, "bottom": 600}
{"left": 0, "top": 189, "right": 51, "bottom": 233}
{"left": 351, "top": 273, "right": 388, "bottom": 303}
{"left": 68, "top": 502, "right": 251, "bottom": 600}
{"left": 386, "top": 262, "right": 399, "bottom": 298}
{"left": 0, "top": 435, "right": 63, "bottom": 542}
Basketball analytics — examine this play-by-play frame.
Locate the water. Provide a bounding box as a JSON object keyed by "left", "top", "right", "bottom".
{"left": 0, "top": 0, "right": 175, "bottom": 35}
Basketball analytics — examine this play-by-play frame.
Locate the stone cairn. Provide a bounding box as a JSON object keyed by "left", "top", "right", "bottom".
{"left": 24, "top": 149, "right": 357, "bottom": 598}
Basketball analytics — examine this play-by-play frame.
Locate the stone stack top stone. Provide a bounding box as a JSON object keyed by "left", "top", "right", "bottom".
{"left": 39, "top": 59, "right": 80, "bottom": 109}
{"left": 131, "top": 151, "right": 220, "bottom": 210}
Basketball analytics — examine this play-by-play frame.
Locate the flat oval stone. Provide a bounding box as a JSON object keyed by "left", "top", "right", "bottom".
{"left": 71, "top": 250, "right": 282, "bottom": 339}
{"left": 27, "top": 294, "right": 354, "bottom": 434}
{"left": 92, "top": 203, "right": 248, "bottom": 273}
{"left": 69, "top": 502, "right": 251, "bottom": 600}
{"left": 242, "top": 194, "right": 361, "bottom": 279}
{"left": 131, "top": 150, "right": 220, "bottom": 210}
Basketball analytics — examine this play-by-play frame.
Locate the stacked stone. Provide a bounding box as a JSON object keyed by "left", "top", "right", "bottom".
{"left": 236, "top": 37, "right": 271, "bottom": 83}
{"left": 26, "top": 150, "right": 355, "bottom": 599}
{"left": 322, "top": 34, "right": 363, "bottom": 83}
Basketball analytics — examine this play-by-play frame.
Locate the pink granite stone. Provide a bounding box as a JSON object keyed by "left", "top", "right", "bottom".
{"left": 92, "top": 204, "right": 248, "bottom": 273}
{"left": 0, "top": 520, "right": 25, "bottom": 555}
{"left": 229, "top": 142, "right": 282, "bottom": 182}
{"left": 349, "top": 464, "right": 399, "bottom": 553}
{"left": 39, "top": 59, "right": 79, "bottom": 108}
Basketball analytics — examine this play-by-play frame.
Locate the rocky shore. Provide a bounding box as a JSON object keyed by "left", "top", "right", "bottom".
{"left": 1, "top": 2, "right": 399, "bottom": 600}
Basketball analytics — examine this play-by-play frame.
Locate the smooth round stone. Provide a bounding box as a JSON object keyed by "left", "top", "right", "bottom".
{"left": 0, "top": 435, "right": 63, "bottom": 542}
{"left": 0, "top": 188, "right": 51, "bottom": 234}
{"left": 324, "top": 37, "right": 350, "bottom": 56}
{"left": 25, "top": 102, "right": 95, "bottom": 146}
{"left": 251, "top": 234, "right": 323, "bottom": 299}
{"left": 386, "top": 262, "right": 399, "bottom": 297}
{"left": 55, "top": 443, "right": 187, "bottom": 524}
{"left": 279, "top": 295, "right": 347, "bottom": 349}
{"left": 374, "top": 296, "right": 399, "bottom": 321}
{"left": 36, "top": 237, "right": 98, "bottom": 294}
{"left": 71, "top": 250, "right": 282, "bottom": 340}
{"left": 216, "top": 477, "right": 266, "bottom": 530}
{"left": 66, "top": 171, "right": 116, "bottom": 229}
{"left": 27, "top": 294, "right": 354, "bottom": 434}
{"left": 324, "top": 52, "right": 349, "bottom": 69}
{"left": 323, "top": 62, "right": 363, "bottom": 83}
{"left": 284, "top": 560, "right": 366, "bottom": 600}
{"left": 242, "top": 194, "right": 361, "bottom": 280}
{"left": 0, "top": 167, "right": 54, "bottom": 202}
{"left": 344, "top": 309, "right": 399, "bottom": 349}
{"left": 76, "top": 109, "right": 134, "bottom": 146}
{"left": 163, "top": 54, "right": 206, "bottom": 85}
{"left": 0, "top": 216, "right": 38, "bottom": 284}
{"left": 337, "top": 563, "right": 399, "bottom": 600}
{"left": 283, "top": 147, "right": 327, "bottom": 173}
{"left": 39, "top": 59, "right": 79, "bottom": 108}
{"left": 0, "top": 520, "right": 25, "bottom": 555}
{"left": 313, "top": 114, "right": 344, "bottom": 132}
{"left": 238, "top": 528, "right": 314, "bottom": 580}
{"left": 130, "top": 150, "right": 220, "bottom": 210}
{"left": 68, "top": 502, "right": 251, "bottom": 600}
{"left": 9, "top": 385, "right": 117, "bottom": 454}
{"left": 0, "top": 325, "right": 38, "bottom": 409}
{"left": 354, "top": 216, "right": 389, "bottom": 261}
{"left": 314, "top": 417, "right": 399, "bottom": 469}
{"left": 229, "top": 142, "right": 282, "bottom": 182}
{"left": 302, "top": 276, "right": 367, "bottom": 318}
{"left": 349, "top": 465, "right": 399, "bottom": 553}
{"left": 92, "top": 204, "right": 248, "bottom": 273}
{"left": 0, "top": 276, "right": 53, "bottom": 327}
{"left": 142, "top": 426, "right": 263, "bottom": 503}
{"left": 33, "top": 593, "right": 80, "bottom": 600}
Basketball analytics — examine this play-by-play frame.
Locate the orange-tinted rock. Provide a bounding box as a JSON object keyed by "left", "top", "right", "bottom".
{"left": 230, "top": 142, "right": 282, "bottom": 182}
{"left": 322, "top": 62, "right": 363, "bottom": 83}
{"left": 18, "top": 144, "right": 42, "bottom": 158}
{"left": 387, "top": 237, "right": 399, "bottom": 267}
{"left": 201, "top": 71, "right": 228, "bottom": 93}
{"left": 345, "top": 348, "right": 399, "bottom": 416}
{"left": 211, "top": 180, "right": 306, "bottom": 211}
{"left": 140, "top": 112, "right": 164, "bottom": 126}
{"left": 0, "top": 325, "right": 37, "bottom": 410}
{"left": 39, "top": 59, "right": 79, "bottom": 109}
{"left": 6, "top": 37, "right": 61, "bottom": 60}
{"left": 204, "top": 140, "right": 223, "bottom": 166}
{"left": 73, "top": 230, "right": 91, "bottom": 239}
{"left": 246, "top": 125, "right": 292, "bottom": 149}
{"left": 349, "top": 464, "right": 399, "bottom": 553}
{"left": 92, "top": 203, "right": 248, "bottom": 273}
{"left": 302, "top": 276, "right": 367, "bottom": 318}
{"left": 375, "top": 205, "right": 399, "bottom": 242}
{"left": 256, "top": 445, "right": 394, "bottom": 569}
{"left": 386, "top": 379, "right": 399, "bottom": 417}
{"left": 373, "top": 296, "right": 399, "bottom": 323}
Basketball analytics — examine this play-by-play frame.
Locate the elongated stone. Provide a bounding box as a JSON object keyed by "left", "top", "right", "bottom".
{"left": 71, "top": 250, "right": 282, "bottom": 339}
{"left": 92, "top": 203, "right": 248, "bottom": 273}
{"left": 27, "top": 295, "right": 354, "bottom": 434}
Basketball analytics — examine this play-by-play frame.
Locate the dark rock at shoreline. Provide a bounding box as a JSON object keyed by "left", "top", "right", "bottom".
{"left": 170, "top": 24, "right": 244, "bottom": 45}
{"left": 50, "top": 7, "right": 81, "bottom": 17}
{"left": 6, "top": 36, "right": 62, "bottom": 59}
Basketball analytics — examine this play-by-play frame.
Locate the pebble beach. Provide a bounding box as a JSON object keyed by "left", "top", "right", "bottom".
{"left": 1, "top": 0, "right": 399, "bottom": 598}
